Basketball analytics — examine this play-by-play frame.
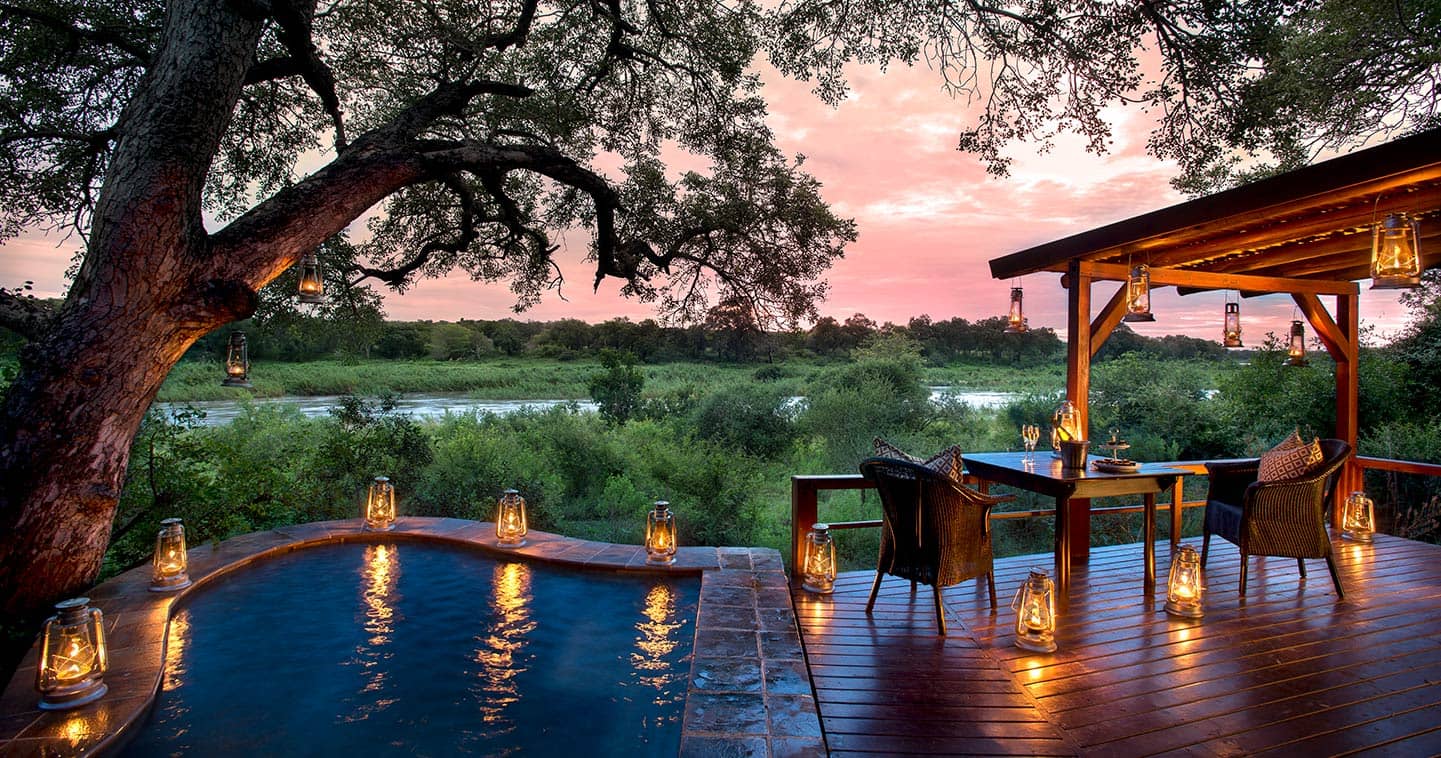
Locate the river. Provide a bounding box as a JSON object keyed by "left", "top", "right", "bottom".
{"left": 152, "top": 387, "right": 1022, "bottom": 427}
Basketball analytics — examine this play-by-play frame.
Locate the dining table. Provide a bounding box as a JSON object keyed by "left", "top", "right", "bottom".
{"left": 963, "top": 451, "right": 1186, "bottom": 606}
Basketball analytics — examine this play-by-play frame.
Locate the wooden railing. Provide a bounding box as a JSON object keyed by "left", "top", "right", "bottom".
{"left": 790, "top": 460, "right": 1219, "bottom": 571}
{"left": 790, "top": 455, "right": 1441, "bottom": 571}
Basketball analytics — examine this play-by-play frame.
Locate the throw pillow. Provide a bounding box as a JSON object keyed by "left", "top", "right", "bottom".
{"left": 1258, "top": 433, "right": 1320, "bottom": 481}
{"left": 872, "top": 437, "right": 965, "bottom": 484}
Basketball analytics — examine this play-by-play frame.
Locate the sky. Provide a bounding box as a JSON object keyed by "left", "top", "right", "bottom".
{"left": 0, "top": 61, "right": 1417, "bottom": 344}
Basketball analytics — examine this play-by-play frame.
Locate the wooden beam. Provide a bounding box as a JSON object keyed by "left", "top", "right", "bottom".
{"left": 1075, "top": 261, "right": 1359, "bottom": 296}
{"left": 1067, "top": 259, "right": 1092, "bottom": 438}
{"left": 1292, "top": 293, "right": 1348, "bottom": 360}
{"left": 1089, "top": 284, "right": 1129, "bottom": 360}
{"left": 1333, "top": 293, "right": 1360, "bottom": 529}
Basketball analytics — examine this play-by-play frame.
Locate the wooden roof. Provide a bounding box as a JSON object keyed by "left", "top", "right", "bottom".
{"left": 990, "top": 128, "right": 1441, "bottom": 294}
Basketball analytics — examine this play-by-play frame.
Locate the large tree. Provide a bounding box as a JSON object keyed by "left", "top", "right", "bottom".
{"left": 2, "top": 0, "right": 1438, "bottom": 620}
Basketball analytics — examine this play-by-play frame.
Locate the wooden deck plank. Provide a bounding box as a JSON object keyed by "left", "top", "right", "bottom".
{"left": 794, "top": 533, "right": 1441, "bottom": 756}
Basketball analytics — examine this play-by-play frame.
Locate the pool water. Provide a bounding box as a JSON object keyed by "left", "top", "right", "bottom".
{"left": 120, "top": 542, "right": 699, "bottom": 757}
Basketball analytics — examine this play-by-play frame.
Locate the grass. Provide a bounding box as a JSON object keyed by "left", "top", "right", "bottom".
{"left": 155, "top": 357, "right": 1049, "bottom": 403}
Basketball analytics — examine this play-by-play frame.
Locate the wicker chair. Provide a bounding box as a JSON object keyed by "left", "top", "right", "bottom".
{"left": 1201, "top": 439, "right": 1351, "bottom": 598}
{"left": 859, "top": 456, "right": 1004, "bottom": 635}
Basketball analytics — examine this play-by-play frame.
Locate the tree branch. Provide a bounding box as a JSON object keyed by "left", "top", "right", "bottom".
{"left": 0, "top": 2, "right": 153, "bottom": 65}
{"left": 0, "top": 287, "right": 57, "bottom": 340}
{"left": 268, "top": 0, "right": 349, "bottom": 148}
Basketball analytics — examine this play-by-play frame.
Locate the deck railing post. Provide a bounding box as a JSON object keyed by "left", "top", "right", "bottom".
{"left": 791, "top": 477, "right": 819, "bottom": 574}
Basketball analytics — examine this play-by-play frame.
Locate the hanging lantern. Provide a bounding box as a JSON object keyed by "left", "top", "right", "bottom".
{"left": 1164, "top": 545, "right": 1205, "bottom": 618}
{"left": 1286, "top": 320, "right": 1309, "bottom": 367}
{"left": 35, "top": 598, "right": 108, "bottom": 710}
{"left": 1341, "top": 491, "right": 1376, "bottom": 542}
{"left": 297, "top": 252, "right": 325, "bottom": 304}
{"left": 1370, "top": 213, "right": 1422, "bottom": 289}
{"left": 1223, "top": 301, "right": 1243, "bottom": 349}
{"left": 364, "top": 476, "right": 396, "bottom": 532}
{"left": 496, "top": 489, "right": 528, "bottom": 547}
{"left": 221, "top": 332, "right": 252, "bottom": 387}
{"left": 149, "top": 518, "right": 192, "bottom": 592}
{"left": 1050, "top": 399, "right": 1082, "bottom": 453}
{"left": 645, "top": 500, "right": 677, "bottom": 566}
{"left": 1122, "top": 264, "right": 1155, "bottom": 322}
{"left": 1004, "top": 287, "right": 1028, "bottom": 334}
{"left": 1011, "top": 569, "right": 1057, "bottom": 653}
{"left": 801, "top": 523, "right": 837, "bottom": 594}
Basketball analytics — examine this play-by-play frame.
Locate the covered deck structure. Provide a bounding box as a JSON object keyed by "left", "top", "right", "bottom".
{"left": 790, "top": 128, "right": 1441, "bottom": 755}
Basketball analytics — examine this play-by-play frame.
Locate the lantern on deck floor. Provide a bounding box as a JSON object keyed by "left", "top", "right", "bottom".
{"left": 36, "top": 598, "right": 108, "bottom": 710}
{"left": 1223, "top": 301, "right": 1243, "bottom": 349}
{"left": 1164, "top": 545, "right": 1205, "bottom": 618}
{"left": 496, "top": 489, "right": 528, "bottom": 547}
{"left": 802, "top": 523, "right": 837, "bottom": 594}
{"left": 1004, "top": 287, "right": 1028, "bottom": 334}
{"left": 149, "top": 518, "right": 192, "bottom": 592}
{"left": 1286, "top": 320, "right": 1309, "bottom": 367}
{"left": 1122, "top": 264, "right": 1154, "bottom": 322}
{"left": 1370, "top": 213, "right": 1422, "bottom": 289}
{"left": 1011, "top": 568, "right": 1057, "bottom": 653}
{"left": 364, "top": 476, "right": 396, "bottom": 532}
{"left": 297, "top": 252, "right": 325, "bottom": 304}
{"left": 1342, "top": 491, "right": 1376, "bottom": 542}
{"left": 221, "top": 332, "right": 252, "bottom": 387}
{"left": 645, "top": 500, "right": 677, "bottom": 566}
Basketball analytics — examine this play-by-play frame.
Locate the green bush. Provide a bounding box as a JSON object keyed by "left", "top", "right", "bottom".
{"left": 693, "top": 383, "right": 796, "bottom": 458}
{"left": 588, "top": 349, "right": 644, "bottom": 424}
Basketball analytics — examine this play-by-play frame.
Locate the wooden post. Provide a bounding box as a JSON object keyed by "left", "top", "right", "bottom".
{"left": 1334, "top": 292, "right": 1361, "bottom": 527}
{"left": 1065, "top": 260, "right": 1093, "bottom": 563}
{"left": 791, "top": 476, "right": 819, "bottom": 574}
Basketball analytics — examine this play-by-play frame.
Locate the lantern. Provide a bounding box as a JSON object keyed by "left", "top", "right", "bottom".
{"left": 35, "top": 598, "right": 108, "bottom": 710}
{"left": 364, "top": 476, "right": 396, "bottom": 531}
{"left": 1004, "top": 287, "right": 1028, "bottom": 334}
{"left": 1011, "top": 569, "right": 1057, "bottom": 652}
{"left": 149, "top": 518, "right": 192, "bottom": 592}
{"left": 1342, "top": 491, "right": 1376, "bottom": 542}
{"left": 801, "top": 523, "right": 837, "bottom": 594}
{"left": 1286, "top": 320, "right": 1309, "bottom": 367}
{"left": 1122, "top": 264, "right": 1154, "bottom": 322}
{"left": 1370, "top": 213, "right": 1422, "bottom": 289}
{"left": 645, "top": 500, "right": 677, "bottom": 566}
{"left": 221, "top": 332, "right": 252, "bottom": 387}
{"left": 297, "top": 252, "right": 325, "bottom": 304}
{"left": 496, "top": 489, "right": 528, "bottom": 547}
{"left": 1164, "top": 545, "right": 1205, "bottom": 618}
{"left": 1050, "top": 399, "right": 1082, "bottom": 453}
{"left": 1223, "top": 301, "right": 1243, "bottom": 348}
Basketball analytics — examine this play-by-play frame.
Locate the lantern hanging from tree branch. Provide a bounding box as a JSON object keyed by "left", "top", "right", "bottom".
{"left": 222, "top": 332, "right": 252, "bottom": 387}
{"left": 297, "top": 252, "right": 325, "bottom": 304}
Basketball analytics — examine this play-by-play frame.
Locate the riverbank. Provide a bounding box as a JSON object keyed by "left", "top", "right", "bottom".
{"left": 156, "top": 357, "right": 1068, "bottom": 403}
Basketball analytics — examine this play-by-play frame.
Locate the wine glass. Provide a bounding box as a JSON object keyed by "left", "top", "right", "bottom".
{"left": 1022, "top": 424, "right": 1039, "bottom": 460}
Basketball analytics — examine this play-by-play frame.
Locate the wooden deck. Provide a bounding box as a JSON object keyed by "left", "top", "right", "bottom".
{"left": 792, "top": 534, "right": 1441, "bottom": 756}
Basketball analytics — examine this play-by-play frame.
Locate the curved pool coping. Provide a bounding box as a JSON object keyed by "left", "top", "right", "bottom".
{"left": 0, "top": 517, "right": 824, "bottom": 757}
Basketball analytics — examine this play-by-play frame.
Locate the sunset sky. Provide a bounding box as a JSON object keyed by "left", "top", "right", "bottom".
{"left": 0, "top": 61, "right": 1418, "bottom": 343}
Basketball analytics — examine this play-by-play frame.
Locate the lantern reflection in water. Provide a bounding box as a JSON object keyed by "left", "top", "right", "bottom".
{"left": 472, "top": 562, "right": 535, "bottom": 732}
{"left": 632, "top": 583, "right": 686, "bottom": 710}
{"left": 344, "top": 543, "right": 401, "bottom": 722}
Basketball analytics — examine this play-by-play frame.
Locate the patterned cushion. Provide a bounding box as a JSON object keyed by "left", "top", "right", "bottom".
{"left": 1258, "top": 433, "right": 1323, "bottom": 481}
{"left": 873, "top": 438, "right": 965, "bottom": 484}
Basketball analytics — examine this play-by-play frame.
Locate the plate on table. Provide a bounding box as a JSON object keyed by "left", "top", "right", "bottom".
{"left": 1092, "top": 458, "right": 1140, "bottom": 473}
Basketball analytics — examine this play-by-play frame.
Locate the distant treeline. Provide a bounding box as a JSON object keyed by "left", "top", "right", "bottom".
{"left": 187, "top": 312, "right": 1236, "bottom": 365}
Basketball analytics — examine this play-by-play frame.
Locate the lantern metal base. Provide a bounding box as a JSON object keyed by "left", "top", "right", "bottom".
{"left": 1164, "top": 600, "right": 1203, "bottom": 618}
{"left": 1342, "top": 530, "right": 1374, "bottom": 543}
{"left": 38, "top": 682, "right": 107, "bottom": 711}
{"left": 363, "top": 522, "right": 395, "bottom": 532}
{"left": 1285, "top": 357, "right": 1309, "bottom": 367}
{"left": 1003, "top": 324, "right": 1027, "bottom": 334}
{"left": 1371, "top": 275, "right": 1420, "bottom": 290}
{"left": 1121, "top": 312, "right": 1155, "bottom": 323}
{"left": 220, "top": 377, "right": 253, "bottom": 388}
{"left": 497, "top": 538, "right": 527, "bottom": 548}
{"left": 149, "top": 576, "right": 192, "bottom": 593}
{"left": 646, "top": 554, "right": 676, "bottom": 566}
{"left": 297, "top": 293, "right": 325, "bottom": 304}
{"left": 801, "top": 580, "right": 834, "bottom": 594}
{"left": 1014, "top": 635, "right": 1056, "bottom": 653}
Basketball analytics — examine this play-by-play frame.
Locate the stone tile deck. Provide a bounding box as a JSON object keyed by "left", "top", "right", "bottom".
{"left": 0, "top": 518, "right": 819, "bottom": 757}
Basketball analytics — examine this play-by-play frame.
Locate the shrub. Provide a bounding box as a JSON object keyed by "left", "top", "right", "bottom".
{"left": 588, "top": 349, "right": 644, "bottom": 424}
{"left": 693, "top": 383, "right": 796, "bottom": 459}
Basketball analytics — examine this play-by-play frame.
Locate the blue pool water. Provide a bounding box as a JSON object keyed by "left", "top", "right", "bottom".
{"left": 121, "top": 542, "right": 699, "bottom": 757}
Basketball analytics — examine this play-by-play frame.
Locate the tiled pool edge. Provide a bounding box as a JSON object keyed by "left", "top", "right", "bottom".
{"left": 0, "top": 518, "right": 823, "bottom": 757}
